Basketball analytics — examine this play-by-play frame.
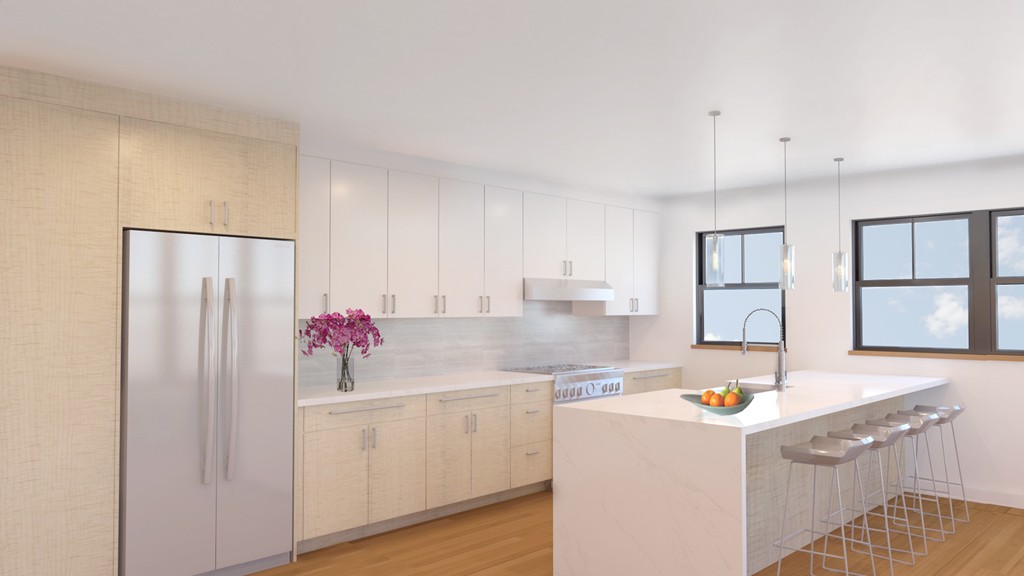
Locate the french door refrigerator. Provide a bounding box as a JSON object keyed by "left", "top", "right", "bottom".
{"left": 120, "top": 230, "right": 294, "bottom": 576}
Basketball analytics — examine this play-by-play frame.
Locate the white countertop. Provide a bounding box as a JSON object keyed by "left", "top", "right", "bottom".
{"left": 555, "top": 370, "right": 949, "bottom": 434}
{"left": 298, "top": 370, "right": 553, "bottom": 407}
{"left": 297, "top": 360, "right": 681, "bottom": 407}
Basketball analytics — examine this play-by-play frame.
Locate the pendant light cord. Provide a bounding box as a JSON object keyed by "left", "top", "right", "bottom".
{"left": 779, "top": 137, "right": 790, "bottom": 235}
{"left": 835, "top": 158, "right": 843, "bottom": 250}
{"left": 710, "top": 111, "right": 720, "bottom": 234}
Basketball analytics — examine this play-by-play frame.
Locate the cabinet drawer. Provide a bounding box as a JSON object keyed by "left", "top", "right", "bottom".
{"left": 510, "top": 380, "right": 553, "bottom": 404}
{"left": 426, "top": 386, "right": 509, "bottom": 415}
{"left": 624, "top": 368, "right": 681, "bottom": 395}
{"left": 510, "top": 401, "right": 552, "bottom": 446}
{"left": 305, "top": 395, "right": 426, "bottom": 433}
{"left": 511, "top": 440, "right": 552, "bottom": 488}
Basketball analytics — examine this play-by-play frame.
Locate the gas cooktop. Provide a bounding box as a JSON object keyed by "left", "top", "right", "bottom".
{"left": 505, "top": 363, "right": 613, "bottom": 375}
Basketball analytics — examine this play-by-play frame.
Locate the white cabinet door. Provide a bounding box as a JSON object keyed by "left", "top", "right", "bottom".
{"left": 439, "top": 179, "right": 485, "bottom": 317}
{"left": 388, "top": 171, "right": 439, "bottom": 318}
{"left": 298, "top": 156, "right": 331, "bottom": 319}
{"left": 633, "top": 209, "right": 660, "bottom": 315}
{"left": 331, "top": 161, "right": 389, "bottom": 316}
{"left": 523, "top": 192, "right": 567, "bottom": 279}
{"left": 604, "top": 206, "right": 634, "bottom": 315}
{"left": 566, "top": 199, "right": 605, "bottom": 281}
{"left": 484, "top": 186, "right": 523, "bottom": 317}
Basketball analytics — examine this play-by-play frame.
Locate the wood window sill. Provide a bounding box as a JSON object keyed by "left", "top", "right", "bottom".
{"left": 691, "top": 344, "right": 782, "bottom": 353}
{"left": 848, "top": 350, "right": 1024, "bottom": 362}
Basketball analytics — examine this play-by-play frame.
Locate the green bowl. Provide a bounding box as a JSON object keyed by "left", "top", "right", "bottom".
{"left": 681, "top": 392, "right": 755, "bottom": 416}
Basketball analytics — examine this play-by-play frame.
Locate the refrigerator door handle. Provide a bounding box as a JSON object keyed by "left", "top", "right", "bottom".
{"left": 201, "top": 277, "right": 216, "bottom": 485}
{"left": 225, "top": 277, "right": 239, "bottom": 481}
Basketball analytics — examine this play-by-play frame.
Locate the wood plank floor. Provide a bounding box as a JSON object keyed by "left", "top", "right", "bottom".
{"left": 257, "top": 492, "right": 1024, "bottom": 575}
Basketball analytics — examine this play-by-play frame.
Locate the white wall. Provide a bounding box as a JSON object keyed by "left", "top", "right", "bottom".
{"left": 631, "top": 154, "right": 1024, "bottom": 509}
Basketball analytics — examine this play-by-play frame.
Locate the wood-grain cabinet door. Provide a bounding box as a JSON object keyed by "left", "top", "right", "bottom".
{"left": 303, "top": 425, "right": 369, "bottom": 539}
{"left": 470, "top": 405, "right": 511, "bottom": 498}
{"left": 425, "top": 412, "right": 473, "bottom": 508}
{"left": 119, "top": 117, "right": 295, "bottom": 238}
{"left": 368, "top": 418, "right": 426, "bottom": 524}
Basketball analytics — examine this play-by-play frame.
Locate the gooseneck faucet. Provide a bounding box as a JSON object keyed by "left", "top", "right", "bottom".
{"left": 741, "top": 308, "right": 787, "bottom": 391}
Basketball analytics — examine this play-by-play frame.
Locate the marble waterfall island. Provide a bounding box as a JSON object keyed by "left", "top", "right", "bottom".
{"left": 552, "top": 371, "right": 949, "bottom": 576}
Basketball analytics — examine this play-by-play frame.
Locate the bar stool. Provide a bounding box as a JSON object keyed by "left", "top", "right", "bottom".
{"left": 896, "top": 407, "right": 956, "bottom": 538}
{"left": 907, "top": 405, "right": 969, "bottom": 525}
{"left": 875, "top": 412, "right": 942, "bottom": 552}
{"left": 828, "top": 422, "right": 913, "bottom": 575}
{"left": 776, "top": 435, "right": 875, "bottom": 576}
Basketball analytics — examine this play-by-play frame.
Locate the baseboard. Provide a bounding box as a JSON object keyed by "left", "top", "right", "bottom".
{"left": 298, "top": 481, "right": 551, "bottom": 554}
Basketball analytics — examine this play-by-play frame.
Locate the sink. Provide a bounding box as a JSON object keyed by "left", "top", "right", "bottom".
{"left": 731, "top": 380, "right": 791, "bottom": 394}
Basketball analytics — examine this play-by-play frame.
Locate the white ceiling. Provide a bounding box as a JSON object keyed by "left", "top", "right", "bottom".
{"left": 3, "top": 1, "right": 1024, "bottom": 196}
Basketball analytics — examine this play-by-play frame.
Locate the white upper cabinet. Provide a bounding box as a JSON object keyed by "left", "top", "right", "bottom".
{"left": 484, "top": 186, "right": 524, "bottom": 317}
{"left": 439, "top": 179, "right": 485, "bottom": 317}
{"left": 330, "top": 160, "right": 389, "bottom": 317}
{"left": 632, "top": 209, "right": 659, "bottom": 315}
{"left": 566, "top": 199, "right": 606, "bottom": 281}
{"left": 603, "top": 206, "right": 635, "bottom": 316}
{"left": 574, "top": 207, "right": 659, "bottom": 316}
{"left": 297, "top": 156, "right": 331, "bottom": 320}
{"left": 387, "top": 171, "right": 439, "bottom": 318}
{"left": 523, "top": 193, "right": 605, "bottom": 281}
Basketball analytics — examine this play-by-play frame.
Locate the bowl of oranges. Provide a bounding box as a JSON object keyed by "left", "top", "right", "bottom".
{"left": 681, "top": 381, "right": 755, "bottom": 415}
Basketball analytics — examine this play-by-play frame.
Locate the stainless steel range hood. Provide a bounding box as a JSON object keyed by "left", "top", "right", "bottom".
{"left": 523, "top": 278, "right": 615, "bottom": 301}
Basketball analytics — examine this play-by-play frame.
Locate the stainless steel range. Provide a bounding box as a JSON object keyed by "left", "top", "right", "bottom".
{"left": 506, "top": 364, "right": 624, "bottom": 403}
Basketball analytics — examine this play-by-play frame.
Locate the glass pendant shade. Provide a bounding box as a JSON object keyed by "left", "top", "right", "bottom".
{"left": 706, "top": 233, "right": 726, "bottom": 287}
{"left": 832, "top": 250, "right": 850, "bottom": 292}
{"left": 780, "top": 243, "right": 796, "bottom": 290}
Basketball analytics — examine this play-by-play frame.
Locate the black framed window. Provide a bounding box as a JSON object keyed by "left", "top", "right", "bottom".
{"left": 853, "top": 208, "right": 1024, "bottom": 355}
{"left": 697, "top": 226, "right": 785, "bottom": 345}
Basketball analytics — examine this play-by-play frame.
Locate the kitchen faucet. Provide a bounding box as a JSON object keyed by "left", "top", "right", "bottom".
{"left": 741, "top": 308, "right": 787, "bottom": 391}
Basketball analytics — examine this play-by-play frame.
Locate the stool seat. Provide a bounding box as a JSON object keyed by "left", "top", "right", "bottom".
{"left": 870, "top": 413, "right": 938, "bottom": 435}
{"left": 830, "top": 423, "right": 909, "bottom": 450}
{"left": 781, "top": 435, "right": 873, "bottom": 466}
{"left": 912, "top": 404, "right": 964, "bottom": 425}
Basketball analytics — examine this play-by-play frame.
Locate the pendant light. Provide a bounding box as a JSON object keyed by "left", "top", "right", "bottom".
{"left": 779, "top": 137, "right": 796, "bottom": 290}
{"left": 705, "top": 111, "right": 726, "bottom": 287}
{"left": 832, "top": 157, "right": 850, "bottom": 292}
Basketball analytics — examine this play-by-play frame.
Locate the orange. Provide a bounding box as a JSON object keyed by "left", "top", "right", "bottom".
{"left": 700, "top": 390, "right": 714, "bottom": 405}
{"left": 724, "top": 391, "right": 740, "bottom": 407}
{"left": 709, "top": 393, "right": 725, "bottom": 407}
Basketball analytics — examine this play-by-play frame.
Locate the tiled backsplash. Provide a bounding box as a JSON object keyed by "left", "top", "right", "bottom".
{"left": 297, "top": 301, "right": 629, "bottom": 387}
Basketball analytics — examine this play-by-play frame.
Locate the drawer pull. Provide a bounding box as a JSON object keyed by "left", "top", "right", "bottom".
{"left": 632, "top": 373, "right": 671, "bottom": 380}
{"left": 524, "top": 388, "right": 541, "bottom": 393}
{"left": 526, "top": 450, "right": 541, "bottom": 456}
{"left": 328, "top": 403, "right": 406, "bottom": 415}
{"left": 438, "top": 392, "right": 500, "bottom": 403}
{"left": 525, "top": 409, "right": 541, "bottom": 414}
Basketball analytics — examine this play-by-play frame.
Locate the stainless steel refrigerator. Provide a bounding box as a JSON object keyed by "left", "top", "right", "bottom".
{"left": 120, "top": 230, "right": 294, "bottom": 576}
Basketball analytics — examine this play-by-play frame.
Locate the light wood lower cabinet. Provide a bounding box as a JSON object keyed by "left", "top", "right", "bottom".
{"left": 623, "top": 367, "right": 682, "bottom": 395}
{"left": 302, "top": 397, "right": 426, "bottom": 540}
{"left": 510, "top": 381, "right": 553, "bottom": 488}
{"left": 425, "top": 387, "right": 511, "bottom": 509}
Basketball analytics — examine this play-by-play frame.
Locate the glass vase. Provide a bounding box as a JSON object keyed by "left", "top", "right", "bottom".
{"left": 336, "top": 353, "right": 355, "bottom": 392}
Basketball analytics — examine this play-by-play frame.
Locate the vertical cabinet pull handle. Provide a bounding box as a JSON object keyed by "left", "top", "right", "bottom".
{"left": 223, "top": 201, "right": 229, "bottom": 228}
{"left": 479, "top": 296, "right": 483, "bottom": 313}
{"left": 434, "top": 295, "right": 438, "bottom": 314}
{"left": 362, "top": 428, "right": 367, "bottom": 451}
{"left": 200, "top": 277, "right": 215, "bottom": 485}
{"left": 323, "top": 293, "right": 329, "bottom": 314}
{"left": 486, "top": 296, "right": 491, "bottom": 313}
{"left": 391, "top": 294, "right": 396, "bottom": 315}
{"left": 442, "top": 295, "right": 446, "bottom": 314}
{"left": 209, "top": 201, "right": 215, "bottom": 229}
{"left": 472, "top": 413, "right": 478, "bottom": 433}
{"left": 381, "top": 294, "right": 387, "bottom": 314}
{"left": 464, "top": 414, "right": 469, "bottom": 434}
{"left": 568, "top": 260, "right": 573, "bottom": 276}
{"left": 562, "top": 260, "right": 567, "bottom": 276}
{"left": 371, "top": 427, "right": 377, "bottom": 449}
{"left": 225, "top": 278, "right": 239, "bottom": 481}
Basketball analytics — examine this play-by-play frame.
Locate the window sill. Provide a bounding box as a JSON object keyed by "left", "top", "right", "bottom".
{"left": 691, "top": 344, "right": 782, "bottom": 353}
{"left": 848, "top": 350, "right": 1024, "bottom": 362}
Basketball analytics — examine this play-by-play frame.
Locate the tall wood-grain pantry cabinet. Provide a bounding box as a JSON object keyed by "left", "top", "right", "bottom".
{"left": 0, "top": 66, "right": 298, "bottom": 576}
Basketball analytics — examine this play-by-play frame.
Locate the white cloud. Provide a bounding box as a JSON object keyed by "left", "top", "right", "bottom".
{"left": 924, "top": 292, "right": 968, "bottom": 339}
{"left": 705, "top": 332, "right": 722, "bottom": 341}
{"left": 887, "top": 299, "right": 906, "bottom": 313}
{"left": 997, "top": 220, "right": 1024, "bottom": 275}
{"left": 998, "top": 294, "right": 1024, "bottom": 320}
